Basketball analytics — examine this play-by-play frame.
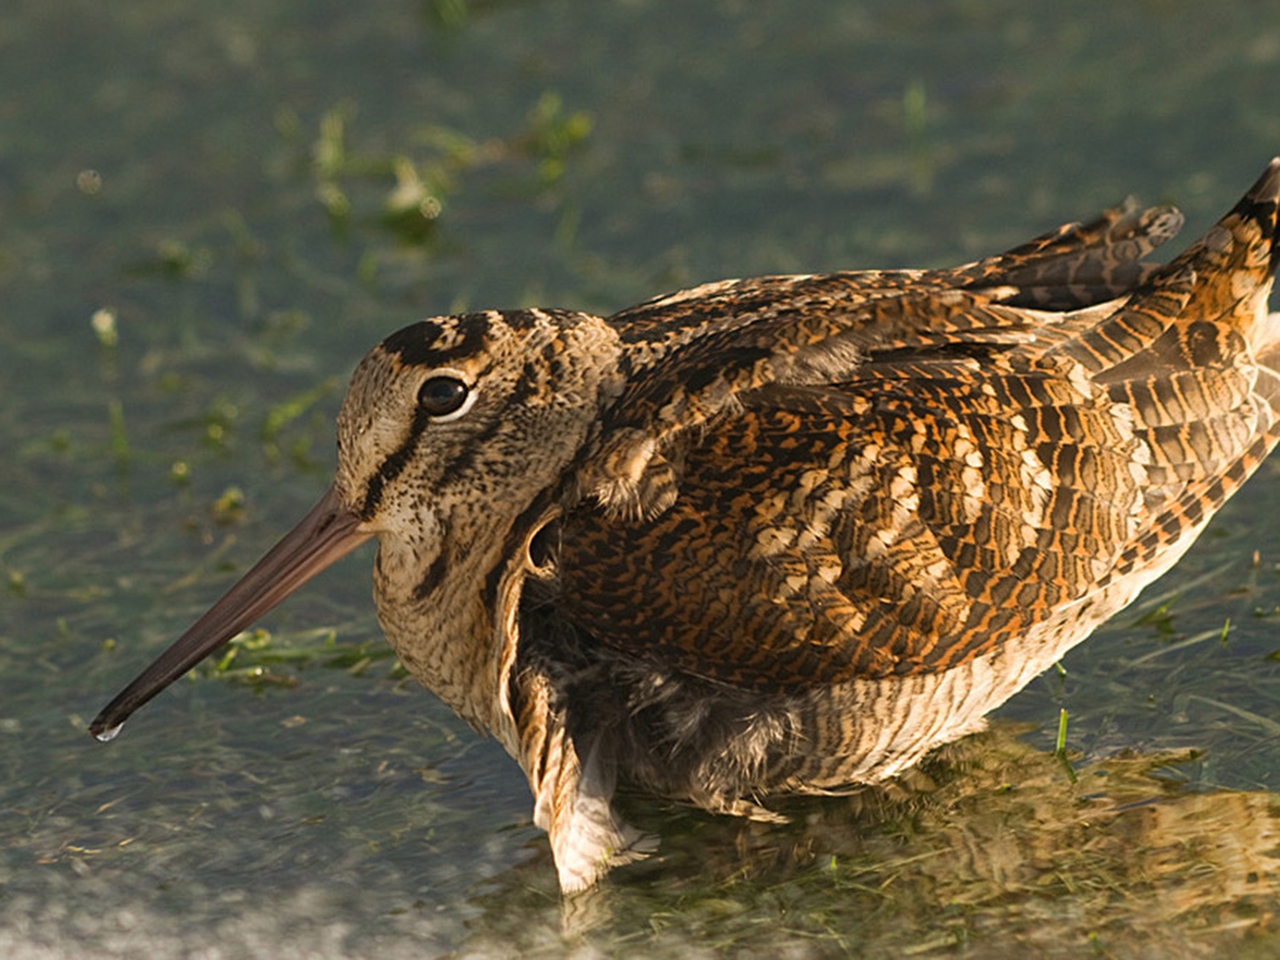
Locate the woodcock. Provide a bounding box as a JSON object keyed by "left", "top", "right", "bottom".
{"left": 93, "top": 160, "right": 1280, "bottom": 893}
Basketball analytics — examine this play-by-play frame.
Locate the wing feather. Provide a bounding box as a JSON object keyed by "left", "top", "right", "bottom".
{"left": 550, "top": 185, "right": 1278, "bottom": 691}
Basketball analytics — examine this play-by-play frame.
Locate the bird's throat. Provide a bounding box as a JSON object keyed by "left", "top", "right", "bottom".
{"left": 371, "top": 521, "right": 527, "bottom": 742}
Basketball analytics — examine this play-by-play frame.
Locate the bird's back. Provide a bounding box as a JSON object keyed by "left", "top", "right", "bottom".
{"left": 512, "top": 162, "right": 1280, "bottom": 886}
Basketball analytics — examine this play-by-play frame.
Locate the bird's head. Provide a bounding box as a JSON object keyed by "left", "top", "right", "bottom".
{"left": 88, "top": 308, "right": 620, "bottom": 741}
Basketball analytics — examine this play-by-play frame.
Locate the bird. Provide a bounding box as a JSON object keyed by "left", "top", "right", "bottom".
{"left": 92, "top": 159, "right": 1280, "bottom": 894}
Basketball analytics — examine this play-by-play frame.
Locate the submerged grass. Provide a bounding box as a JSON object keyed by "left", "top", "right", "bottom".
{"left": 5, "top": 2, "right": 1280, "bottom": 956}
{"left": 1054, "top": 707, "right": 1078, "bottom": 784}
{"left": 304, "top": 89, "right": 593, "bottom": 248}
{"left": 206, "top": 626, "right": 409, "bottom": 686}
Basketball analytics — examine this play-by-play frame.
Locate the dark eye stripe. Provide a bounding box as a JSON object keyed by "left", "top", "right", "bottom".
{"left": 360, "top": 405, "right": 433, "bottom": 520}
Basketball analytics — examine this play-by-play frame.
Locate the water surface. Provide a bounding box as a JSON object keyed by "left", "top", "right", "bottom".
{"left": 4, "top": 1, "right": 1280, "bottom": 956}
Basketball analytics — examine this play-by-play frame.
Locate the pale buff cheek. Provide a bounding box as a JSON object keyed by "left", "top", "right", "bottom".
{"left": 376, "top": 540, "right": 427, "bottom": 589}
{"left": 373, "top": 506, "right": 442, "bottom": 596}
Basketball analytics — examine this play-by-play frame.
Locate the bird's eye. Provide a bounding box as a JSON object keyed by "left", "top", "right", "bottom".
{"left": 417, "top": 376, "right": 470, "bottom": 418}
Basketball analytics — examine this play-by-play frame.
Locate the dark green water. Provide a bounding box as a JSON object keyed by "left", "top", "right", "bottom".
{"left": 4, "top": 1, "right": 1280, "bottom": 956}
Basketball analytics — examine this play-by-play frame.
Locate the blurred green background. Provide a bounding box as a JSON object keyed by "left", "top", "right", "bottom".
{"left": 3, "top": 1, "right": 1280, "bottom": 956}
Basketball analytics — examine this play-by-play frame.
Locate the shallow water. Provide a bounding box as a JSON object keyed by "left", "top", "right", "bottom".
{"left": 4, "top": 0, "right": 1280, "bottom": 956}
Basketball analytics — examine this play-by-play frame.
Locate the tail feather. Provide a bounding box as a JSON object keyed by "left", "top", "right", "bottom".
{"left": 1043, "top": 159, "right": 1280, "bottom": 379}
{"left": 1064, "top": 162, "right": 1280, "bottom": 605}
{"left": 1232, "top": 156, "right": 1280, "bottom": 275}
{"left": 956, "top": 198, "right": 1185, "bottom": 310}
{"left": 1153, "top": 157, "right": 1280, "bottom": 344}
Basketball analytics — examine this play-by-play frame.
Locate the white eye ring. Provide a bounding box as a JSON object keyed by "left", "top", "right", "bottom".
{"left": 416, "top": 368, "right": 478, "bottom": 423}
{"left": 433, "top": 387, "right": 478, "bottom": 423}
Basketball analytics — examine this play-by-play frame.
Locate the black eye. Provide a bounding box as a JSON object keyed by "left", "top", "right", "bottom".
{"left": 417, "top": 376, "right": 469, "bottom": 417}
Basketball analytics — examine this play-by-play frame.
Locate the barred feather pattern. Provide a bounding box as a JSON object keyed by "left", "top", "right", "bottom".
{"left": 206, "top": 162, "right": 1280, "bottom": 894}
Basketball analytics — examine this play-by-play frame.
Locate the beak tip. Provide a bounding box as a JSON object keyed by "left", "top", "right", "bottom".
{"left": 88, "top": 717, "right": 124, "bottom": 743}
{"left": 87, "top": 486, "right": 367, "bottom": 749}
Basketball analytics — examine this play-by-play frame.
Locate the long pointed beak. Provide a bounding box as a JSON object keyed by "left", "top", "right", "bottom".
{"left": 89, "top": 485, "right": 373, "bottom": 742}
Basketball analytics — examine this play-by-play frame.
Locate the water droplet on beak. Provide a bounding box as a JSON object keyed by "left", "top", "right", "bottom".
{"left": 93, "top": 723, "right": 123, "bottom": 743}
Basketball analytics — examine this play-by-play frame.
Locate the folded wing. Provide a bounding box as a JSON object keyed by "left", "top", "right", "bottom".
{"left": 555, "top": 162, "right": 1280, "bottom": 692}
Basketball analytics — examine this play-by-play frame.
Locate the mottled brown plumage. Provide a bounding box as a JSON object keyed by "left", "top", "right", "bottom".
{"left": 92, "top": 160, "right": 1280, "bottom": 893}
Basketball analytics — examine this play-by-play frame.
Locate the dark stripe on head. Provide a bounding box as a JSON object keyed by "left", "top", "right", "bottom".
{"left": 508, "top": 363, "right": 540, "bottom": 407}
{"left": 361, "top": 404, "right": 433, "bottom": 520}
{"left": 382, "top": 314, "right": 492, "bottom": 368}
{"left": 502, "top": 309, "right": 540, "bottom": 331}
